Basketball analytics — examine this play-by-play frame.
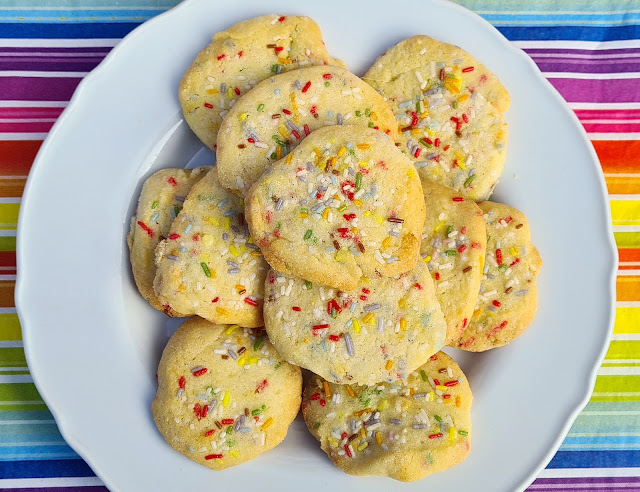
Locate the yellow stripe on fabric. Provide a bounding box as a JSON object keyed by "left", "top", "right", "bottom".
{"left": 593, "top": 375, "right": 640, "bottom": 396}
{"left": 0, "top": 204, "right": 19, "bottom": 230}
{"left": 615, "top": 232, "right": 640, "bottom": 249}
{"left": 0, "top": 313, "right": 21, "bottom": 341}
{"left": 615, "top": 308, "right": 640, "bottom": 335}
{"left": 605, "top": 341, "right": 640, "bottom": 360}
{"left": 611, "top": 200, "right": 640, "bottom": 226}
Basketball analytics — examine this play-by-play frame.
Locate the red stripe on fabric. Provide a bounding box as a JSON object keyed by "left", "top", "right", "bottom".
{"left": 593, "top": 140, "right": 640, "bottom": 173}
{"left": 0, "top": 140, "right": 42, "bottom": 175}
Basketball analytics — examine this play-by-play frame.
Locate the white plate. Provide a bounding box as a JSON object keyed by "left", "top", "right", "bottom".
{"left": 16, "top": 0, "right": 616, "bottom": 491}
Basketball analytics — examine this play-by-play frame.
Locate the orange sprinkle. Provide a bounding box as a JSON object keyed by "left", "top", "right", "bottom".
{"left": 346, "top": 386, "right": 356, "bottom": 398}
{"left": 323, "top": 381, "right": 331, "bottom": 399}
{"left": 455, "top": 396, "right": 461, "bottom": 407}
{"left": 385, "top": 360, "right": 393, "bottom": 370}
{"left": 375, "top": 431, "right": 382, "bottom": 445}
{"left": 261, "top": 417, "right": 274, "bottom": 430}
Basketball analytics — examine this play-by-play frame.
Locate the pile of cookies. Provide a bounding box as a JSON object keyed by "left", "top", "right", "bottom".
{"left": 127, "top": 14, "right": 542, "bottom": 482}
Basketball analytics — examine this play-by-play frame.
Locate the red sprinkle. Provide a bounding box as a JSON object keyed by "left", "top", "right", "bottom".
{"left": 429, "top": 433, "right": 444, "bottom": 439}
{"left": 192, "top": 367, "right": 207, "bottom": 377}
{"left": 434, "top": 272, "right": 441, "bottom": 280}
{"left": 487, "top": 321, "right": 508, "bottom": 338}
{"left": 137, "top": 221, "right": 153, "bottom": 237}
{"left": 238, "top": 50, "right": 243, "bottom": 57}
{"left": 343, "top": 213, "right": 356, "bottom": 221}
{"left": 434, "top": 378, "right": 441, "bottom": 386}
{"left": 178, "top": 376, "right": 186, "bottom": 389}
{"left": 204, "top": 102, "right": 214, "bottom": 109}
{"left": 462, "top": 113, "right": 469, "bottom": 123}
{"left": 461, "top": 226, "right": 467, "bottom": 234}
{"left": 327, "top": 299, "right": 342, "bottom": 315}
{"left": 458, "top": 245, "right": 467, "bottom": 253}
{"left": 362, "top": 288, "right": 370, "bottom": 294}
{"left": 329, "top": 335, "right": 340, "bottom": 342}
{"left": 292, "top": 306, "right": 301, "bottom": 312}
{"left": 255, "top": 379, "right": 268, "bottom": 394}
{"left": 212, "top": 297, "right": 219, "bottom": 303}
{"left": 434, "top": 138, "right": 440, "bottom": 147}
{"left": 234, "top": 87, "right": 240, "bottom": 96}
{"left": 493, "top": 300, "right": 502, "bottom": 307}
{"left": 462, "top": 66, "right": 475, "bottom": 73}
{"left": 429, "top": 354, "right": 439, "bottom": 361}
{"left": 244, "top": 297, "right": 258, "bottom": 307}
{"left": 302, "top": 81, "right": 312, "bottom": 93}
{"left": 247, "top": 138, "right": 255, "bottom": 144}
{"left": 453, "top": 197, "right": 464, "bottom": 202}
{"left": 217, "top": 54, "right": 226, "bottom": 60}
{"left": 471, "top": 242, "right": 482, "bottom": 249}
{"left": 278, "top": 15, "right": 285, "bottom": 22}
{"left": 205, "top": 454, "right": 223, "bottom": 460}
{"left": 221, "top": 419, "right": 234, "bottom": 425}
{"left": 193, "top": 403, "right": 203, "bottom": 419}
{"left": 344, "top": 444, "right": 352, "bottom": 458}
{"left": 168, "top": 233, "right": 180, "bottom": 240}
{"left": 445, "top": 380, "right": 459, "bottom": 387}
{"left": 496, "top": 248, "right": 503, "bottom": 265}
{"left": 310, "top": 105, "right": 317, "bottom": 115}
{"left": 282, "top": 108, "right": 292, "bottom": 115}
{"left": 274, "top": 46, "right": 284, "bottom": 52}
{"left": 411, "top": 112, "right": 419, "bottom": 127}
{"left": 291, "top": 130, "right": 301, "bottom": 139}
{"left": 320, "top": 399, "right": 326, "bottom": 407}
{"left": 205, "top": 429, "right": 216, "bottom": 437}
{"left": 462, "top": 318, "right": 468, "bottom": 329}
{"left": 313, "top": 324, "right": 330, "bottom": 330}
{"left": 414, "top": 282, "right": 423, "bottom": 290}
{"left": 461, "top": 336, "right": 475, "bottom": 347}
{"left": 443, "top": 145, "right": 450, "bottom": 151}
{"left": 303, "top": 124, "right": 310, "bottom": 136}
{"left": 201, "top": 404, "right": 209, "bottom": 418}
{"left": 310, "top": 393, "right": 321, "bottom": 401}
{"left": 323, "top": 73, "right": 332, "bottom": 79}
{"left": 413, "top": 147, "right": 421, "bottom": 158}
{"left": 510, "top": 258, "right": 520, "bottom": 267}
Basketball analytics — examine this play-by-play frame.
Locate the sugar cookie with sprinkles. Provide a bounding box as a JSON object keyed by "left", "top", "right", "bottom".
{"left": 127, "top": 167, "right": 210, "bottom": 316}
{"left": 154, "top": 167, "right": 268, "bottom": 327}
{"left": 420, "top": 179, "right": 486, "bottom": 344}
{"left": 363, "top": 35, "right": 508, "bottom": 200}
{"left": 179, "top": 14, "right": 343, "bottom": 150}
{"left": 301, "top": 351, "right": 472, "bottom": 481}
{"left": 216, "top": 66, "right": 397, "bottom": 195}
{"left": 245, "top": 125, "right": 425, "bottom": 292}
{"left": 455, "top": 201, "right": 542, "bottom": 351}
{"left": 152, "top": 317, "right": 302, "bottom": 470}
{"left": 263, "top": 259, "right": 447, "bottom": 386}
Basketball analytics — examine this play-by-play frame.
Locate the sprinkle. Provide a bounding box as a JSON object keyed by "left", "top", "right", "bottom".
{"left": 463, "top": 266, "right": 473, "bottom": 273}
{"left": 390, "top": 419, "right": 402, "bottom": 425}
{"left": 385, "top": 360, "right": 393, "bottom": 370}
{"left": 364, "top": 303, "right": 381, "bottom": 312}
{"left": 429, "top": 433, "right": 444, "bottom": 439}
{"left": 462, "top": 66, "right": 475, "bottom": 72}
{"left": 201, "top": 262, "right": 212, "bottom": 277}
{"left": 420, "top": 370, "right": 428, "bottom": 382}
{"left": 151, "top": 200, "right": 158, "bottom": 209}
{"left": 205, "top": 454, "right": 223, "bottom": 460}
{"left": 323, "top": 381, "right": 332, "bottom": 399}
{"left": 459, "top": 430, "right": 469, "bottom": 436}
{"left": 302, "top": 81, "right": 311, "bottom": 93}
{"left": 222, "top": 392, "right": 230, "bottom": 407}
{"left": 244, "top": 297, "right": 258, "bottom": 307}
{"left": 313, "top": 324, "right": 330, "bottom": 330}
{"left": 344, "top": 333, "right": 354, "bottom": 356}
{"left": 452, "top": 196, "right": 464, "bottom": 202}
{"left": 137, "top": 221, "right": 153, "bottom": 237}
{"left": 261, "top": 417, "right": 274, "bottom": 430}
{"left": 191, "top": 367, "right": 207, "bottom": 377}
{"left": 167, "top": 254, "right": 180, "bottom": 261}
{"left": 304, "top": 229, "right": 312, "bottom": 240}
{"left": 255, "top": 379, "right": 268, "bottom": 393}
{"left": 387, "top": 217, "right": 404, "bottom": 224}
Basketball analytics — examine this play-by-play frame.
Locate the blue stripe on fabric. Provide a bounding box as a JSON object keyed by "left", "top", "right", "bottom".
{"left": 0, "top": 21, "right": 142, "bottom": 38}
{"left": 0, "top": 8, "right": 161, "bottom": 20}
{"left": 548, "top": 450, "right": 640, "bottom": 468}
{"left": 0, "top": 458, "right": 94, "bottom": 478}
{"left": 563, "top": 436, "right": 640, "bottom": 446}
{"left": 482, "top": 13, "right": 640, "bottom": 23}
{"left": 495, "top": 24, "right": 640, "bottom": 40}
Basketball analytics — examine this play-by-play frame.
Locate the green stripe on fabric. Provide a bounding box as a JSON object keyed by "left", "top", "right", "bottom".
{"left": 614, "top": 232, "right": 640, "bottom": 249}
{"left": 0, "top": 314, "right": 22, "bottom": 342}
{"left": 0, "top": 347, "right": 27, "bottom": 368}
{"left": 594, "top": 375, "right": 640, "bottom": 394}
{"left": 606, "top": 341, "right": 640, "bottom": 360}
{"left": 0, "top": 237, "right": 16, "bottom": 252}
{"left": 0, "top": 383, "right": 42, "bottom": 404}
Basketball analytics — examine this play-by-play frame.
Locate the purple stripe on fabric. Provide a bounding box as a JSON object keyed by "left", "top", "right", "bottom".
{"left": 7, "top": 488, "right": 107, "bottom": 492}
{"left": 548, "top": 77, "right": 640, "bottom": 103}
{"left": 533, "top": 60, "right": 640, "bottom": 73}
{"left": 0, "top": 76, "right": 81, "bottom": 101}
{"left": 0, "top": 47, "right": 112, "bottom": 54}
{"left": 0, "top": 59, "right": 104, "bottom": 71}
{"left": 532, "top": 477, "right": 640, "bottom": 485}
{"left": 530, "top": 488, "right": 640, "bottom": 491}
{"left": 524, "top": 48, "right": 640, "bottom": 56}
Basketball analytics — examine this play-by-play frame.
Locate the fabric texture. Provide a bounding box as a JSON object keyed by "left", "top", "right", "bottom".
{"left": 1, "top": 1, "right": 638, "bottom": 489}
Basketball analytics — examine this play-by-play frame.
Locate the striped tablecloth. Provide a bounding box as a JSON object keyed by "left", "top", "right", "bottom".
{"left": 1, "top": 1, "right": 637, "bottom": 490}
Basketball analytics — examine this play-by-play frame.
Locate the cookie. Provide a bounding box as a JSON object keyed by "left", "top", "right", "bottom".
{"left": 216, "top": 65, "right": 398, "bottom": 195}
{"left": 154, "top": 167, "right": 268, "bottom": 327}
{"left": 179, "top": 14, "right": 342, "bottom": 150}
{"left": 127, "top": 167, "right": 210, "bottom": 316}
{"left": 363, "top": 35, "right": 508, "bottom": 200}
{"left": 245, "top": 125, "right": 425, "bottom": 292}
{"left": 302, "top": 351, "right": 472, "bottom": 481}
{"left": 263, "top": 258, "right": 446, "bottom": 385}
{"left": 152, "top": 317, "right": 302, "bottom": 470}
{"left": 455, "top": 201, "right": 542, "bottom": 351}
{"left": 420, "top": 179, "right": 486, "bottom": 344}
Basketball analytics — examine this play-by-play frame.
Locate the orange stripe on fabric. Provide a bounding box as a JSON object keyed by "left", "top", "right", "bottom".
{"left": 606, "top": 175, "right": 640, "bottom": 194}
{"left": 620, "top": 249, "right": 640, "bottom": 262}
{"left": 617, "top": 276, "right": 640, "bottom": 301}
{"left": 0, "top": 140, "right": 41, "bottom": 176}
{"left": 0, "top": 281, "right": 14, "bottom": 308}
{"left": 0, "top": 179, "right": 26, "bottom": 198}
{"left": 593, "top": 140, "right": 640, "bottom": 174}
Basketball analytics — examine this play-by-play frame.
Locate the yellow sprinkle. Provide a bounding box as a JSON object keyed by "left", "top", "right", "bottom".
{"left": 229, "top": 244, "right": 239, "bottom": 257}
{"left": 322, "top": 208, "right": 330, "bottom": 220}
{"left": 240, "top": 245, "right": 246, "bottom": 254}
{"left": 346, "top": 386, "right": 356, "bottom": 398}
{"left": 410, "top": 128, "right": 422, "bottom": 135}
{"left": 227, "top": 88, "right": 234, "bottom": 99}
{"left": 314, "top": 148, "right": 322, "bottom": 158}
{"left": 360, "top": 428, "right": 366, "bottom": 438}
{"left": 385, "top": 360, "right": 393, "bottom": 370}
{"left": 455, "top": 396, "right": 461, "bottom": 407}
{"left": 353, "top": 319, "right": 361, "bottom": 333}
{"left": 251, "top": 251, "right": 263, "bottom": 258}
{"left": 425, "top": 128, "right": 434, "bottom": 136}
{"left": 278, "top": 125, "right": 288, "bottom": 139}
{"left": 222, "top": 392, "right": 230, "bottom": 407}
{"left": 333, "top": 194, "right": 340, "bottom": 200}
{"left": 382, "top": 237, "right": 392, "bottom": 248}
{"left": 510, "top": 247, "right": 519, "bottom": 256}
{"left": 359, "top": 160, "right": 369, "bottom": 168}
{"left": 248, "top": 356, "right": 258, "bottom": 365}
{"left": 337, "top": 146, "right": 346, "bottom": 157}
{"left": 400, "top": 318, "right": 407, "bottom": 331}
{"left": 457, "top": 94, "right": 469, "bottom": 102}
{"left": 357, "top": 442, "right": 368, "bottom": 451}
{"left": 420, "top": 111, "right": 430, "bottom": 118}
{"left": 361, "top": 276, "right": 370, "bottom": 283}
{"left": 323, "top": 381, "right": 331, "bottom": 399}
{"left": 199, "top": 253, "right": 210, "bottom": 262}
{"left": 235, "top": 284, "right": 245, "bottom": 293}
{"left": 237, "top": 355, "right": 246, "bottom": 366}
{"left": 445, "top": 77, "right": 462, "bottom": 94}
{"left": 428, "top": 392, "right": 435, "bottom": 401}
{"left": 455, "top": 151, "right": 464, "bottom": 160}
{"left": 239, "top": 113, "right": 248, "bottom": 121}
{"left": 178, "top": 284, "right": 186, "bottom": 292}
{"left": 206, "top": 89, "right": 218, "bottom": 94}
{"left": 457, "top": 159, "right": 467, "bottom": 170}
{"left": 276, "top": 145, "right": 283, "bottom": 160}
{"left": 433, "top": 220, "right": 445, "bottom": 232}
{"left": 286, "top": 153, "right": 293, "bottom": 164}
{"left": 202, "top": 234, "right": 214, "bottom": 246}
{"left": 329, "top": 156, "right": 337, "bottom": 168}
{"left": 290, "top": 93, "right": 297, "bottom": 112}
{"left": 363, "top": 211, "right": 372, "bottom": 217}
{"left": 217, "top": 307, "right": 229, "bottom": 316}
{"left": 375, "top": 431, "right": 382, "bottom": 445}
{"left": 436, "top": 385, "right": 448, "bottom": 391}
{"left": 299, "top": 212, "right": 308, "bottom": 218}
{"left": 353, "top": 199, "right": 363, "bottom": 206}
{"left": 352, "top": 227, "right": 358, "bottom": 235}
{"left": 473, "top": 309, "right": 482, "bottom": 317}
{"left": 335, "top": 249, "right": 349, "bottom": 263}
{"left": 230, "top": 450, "right": 239, "bottom": 457}
{"left": 205, "top": 217, "right": 220, "bottom": 226}
{"left": 375, "top": 215, "right": 384, "bottom": 225}
{"left": 328, "top": 437, "right": 338, "bottom": 447}
{"left": 362, "top": 313, "right": 374, "bottom": 324}
{"left": 370, "top": 111, "right": 378, "bottom": 121}
{"left": 377, "top": 399, "right": 389, "bottom": 411}
{"left": 357, "top": 143, "right": 370, "bottom": 150}
{"left": 225, "top": 325, "right": 239, "bottom": 335}
{"left": 223, "top": 217, "right": 231, "bottom": 230}
{"left": 293, "top": 114, "right": 301, "bottom": 124}
{"left": 261, "top": 417, "right": 274, "bottom": 430}
{"left": 423, "top": 255, "right": 432, "bottom": 263}
{"left": 398, "top": 298, "right": 407, "bottom": 309}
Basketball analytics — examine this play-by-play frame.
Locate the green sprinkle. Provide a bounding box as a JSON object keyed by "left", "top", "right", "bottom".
{"left": 174, "top": 206, "right": 180, "bottom": 216}
{"left": 151, "top": 200, "right": 159, "bottom": 209}
{"left": 304, "top": 280, "right": 312, "bottom": 289}
{"left": 331, "top": 308, "right": 338, "bottom": 319}
{"left": 446, "top": 73, "right": 456, "bottom": 79}
{"left": 446, "top": 250, "right": 457, "bottom": 256}
{"left": 420, "top": 138, "right": 432, "bottom": 148}
{"left": 257, "top": 103, "right": 265, "bottom": 112}
{"left": 337, "top": 204, "right": 347, "bottom": 213}
{"left": 355, "top": 110, "right": 362, "bottom": 117}
{"left": 365, "top": 108, "right": 371, "bottom": 116}
{"left": 458, "top": 430, "right": 469, "bottom": 436}
{"left": 270, "top": 153, "right": 277, "bottom": 160}
{"left": 262, "top": 404, "right": 267, "bottom": 409}
{"left": 416, "top": 101, "right": 421, "bottom": 112}
{"left": 453, "top": 101, "right": 458, "bottom": 109}
{"left": 314, "top": 422, "right": 321, "bottom": 429}
{"left": 251, "top": 408, "right": 262, "bottom": 416}
{"left": 274, "top": 361, "right": 282, "bottom": 370}
{"left": 464, "top": 174, "right": 476, "bottom": 188}
{"left": 355, "top": 173, "right": 363, "bottom": 190}
{"left": 487, "top": 234, "right": 491, "bottom": 243}
{"left": 434, "top": 415, "right": 443, "bottom": 423}
{"left": 368, "top": 122, "right": 374, "bottom": 128}
{"left": 271, "top": 64, "right": 279, "bottom": 74}
{"left": 201, "top": 262, "right": 211, "bottom": 277}
{"left": 324, "top": 81, "right": 330, "bottom": 87}
{"left": 226, "top": 426, "right": 234, "bottom": 435}
{"left": 227, "top": 439, "right": 236, "bottom": 447}
{"left": 300, "top": 208, "right": 309, "bottom": 214}
{"left": 446, "top": 225, "right": 453, "bottom": 236}
{"left": 254, "top": 336, "right": 263, "bottom": 351}
{"left": 498, "top": 264, "right": 508, "bottom": 272}
{"left": 304, "top": 229, "right": 312, "bottom": 240}
{"left": 420, "top": 370, "right": 428, "bottom": 382}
